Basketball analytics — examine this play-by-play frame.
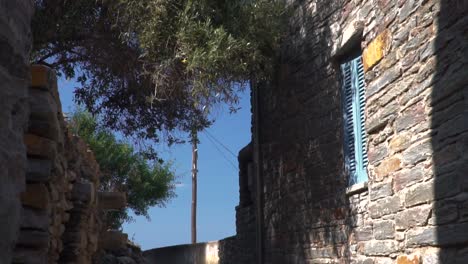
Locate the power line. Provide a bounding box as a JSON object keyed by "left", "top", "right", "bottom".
{"left": 204, "top": 130, "right": 237, "bottom": 159}
{"left": 202, "top": 132, "right": 238, "bottom": 171}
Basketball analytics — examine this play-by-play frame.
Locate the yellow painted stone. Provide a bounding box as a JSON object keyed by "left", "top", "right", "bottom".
{"left": 375, "top": 157, "right": 401, "bottom": 180}
{"left": 31, "top": 65, "right": 51, "bottom": 88}
{"left": 362, "top": 29, "right": 390, "bottom": 72}
{"left": 397, "top": 254, "right": 420, "bottom": 264}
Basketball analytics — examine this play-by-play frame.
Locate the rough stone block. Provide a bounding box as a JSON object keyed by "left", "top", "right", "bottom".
{"left": 373, "top": 220, "right": 395, "bottom": 240}
{"left": 397, "top": 254, "right": 420, "bottom": 264}
{"left": 369, "top": 195, "right": 401, "bottom": 218}
{"left": 407, "top": 223, "right": 468, "bottom": 247}
{"left": 20, "top": 183, "right": 49, "bottom": 210}
{"left": 401, "top": 139, "right": 432, "bottom": 166}
{"left": 363, "top": 30, "right": 391, "bottom": 71}
{"left": 375, "top": 157, "right": 401, "bottom": 180}
{"left": 370, "top": 181, "right": 393, "bottom": 201}
{"left": 16, "top": 230, "right": 49, "bottom": 248}
{"left": 368, "top": 145, "right": 389, "bottom": 165}
{"left": 360, "top": 240, "right": 398, "bottom": 256}
{"left": 26, "top": 158, "right": 51, "bottom": 183}
{"left": 31, "top": 65, "right": 53, "bottom": 90}
{"left": 100, "top": 231, "right": 128, "bottom": 250}
{"left": 13, "top": 247, "right": 48, "bottom": 264}
{"left": 72, "top": 181, "right": 95, "bottom": 203}
{"left": 393, "top": 166, "right": 424, "bottom": 192}
{"left": 355, "top": 226, "right": 373, "bottom": 241}
{"left": 20, "top": 207, "right": 49, "bottom": 231}
{"left": 405, "top": 181, "right": 434, "bottom": 207}
{"left": 98, "top": 192, "right": 127, "bottom": 210}
{"left": 389, "top": 133, "right": 411, "bottom": 153}
{"left": 24, "top": 133, "right": 57, "bottom": 159}
{"left": 395, "top": 204, "right": 431, "bottom": 230}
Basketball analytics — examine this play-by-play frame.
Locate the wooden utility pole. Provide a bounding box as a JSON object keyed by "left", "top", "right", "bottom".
{"left": 191, "top": 131, "right": 198, "bottom": 244}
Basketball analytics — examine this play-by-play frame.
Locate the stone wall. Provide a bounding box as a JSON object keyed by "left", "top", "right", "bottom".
{"left": 13, "top": 65, "right": 102, "bottom": 263}
{"left": 144, "top": 241, "right": 220, "bottom": 264}
{"left": 219, "top": 143, "right": 257, "bottom": 264}
{"left": 0, "top": 1, "right": 34, "bottom": 263}
{"left": 240, "top": 0, "right": 468, "bottom": 263}
{"left": 1, "top": 64, "right": 135, "bottom": 264}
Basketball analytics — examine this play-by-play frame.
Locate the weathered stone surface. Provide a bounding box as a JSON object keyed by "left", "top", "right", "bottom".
{"left": 20, "top": 183, "right": 50, "bottom": 210}
{"left": 368, "top": 145, "right": 389, "bottom": 164}
{"left": 31, "top": 65, "right": 53, "bottom": 90}
{"left": 360, "top": 240, "right": 398, "bottom": 256}
{"left": 370, "top": 181, "right": 393, "bottom": 201}
{"left": 72, "top": 181, "right": 95, "bottom": 203}
{"left": 117, "top": 256, "right": 137, "bottom": 264}
{"left": 355, "top": 226, "right": 373, "bottom": 241}
{"left": 13, "top": 247, "right": 48, "bottom": 264}
{"left": 20, "top": 207, "right": 49, "bottom": 231}
{"left": 24, "top": 133, "right": 57, "bottom": 159}
{"left": 0, "top": 2, "right": 33, "bottom": 263}
{"left": 396, "top": 254, "right": 420, "bottom": 264}
{"left": 395, "top": 102, "right": 426, "bottom": 132}
{"left": 373, "top": 220, "right": 395, "bottom": 240}
{"left": 367, "top": 102, "right": 398, "bottom": 133}
{"left": 98, "top": 192, "right": 127, "bottom": 210}
{"left": 369, "top": 195, "right": 401, "bottom": 218}
{"left": 404, "top": 181, "right": 433, "bottom": 207}
{"left": 375, "top": 157, "right": 401, "bottom": 180}
{"left": 399, "top": 0, "right": 417, "bottom": 22}
{"left": 393, "top": 166, "right": 424, "bottom": 192}
{"left": 26, "top": 158, "right": 51, "bottom": 182}
{"left": 100, "top": 231, "right": 129, "bottom": 250}
{"left": 395, "top": 204, "right": 431, "bottom": 230}
{"left": 362, "top": 30, "right": 391, "bottom": 71}
{"left": 407, "top": 223, "right": 468, "bottom": 247}
{"left": 401, "top": 139, "right": 432, "bottom": 166}
{"left": 367, "top": 67, "right": 401, "bottom": 98}
{"left": 16, "top": 230, "right": 49, "bottom": 248}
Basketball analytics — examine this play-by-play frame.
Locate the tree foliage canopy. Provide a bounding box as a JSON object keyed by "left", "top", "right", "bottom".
{"left": 68, "top": 109, "right": 176, "bottom": 229}
{"left": 32, "top": 0, "right": 288, "bottom": 143}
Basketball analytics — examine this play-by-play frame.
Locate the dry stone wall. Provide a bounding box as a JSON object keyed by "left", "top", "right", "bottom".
{"left": 239, "top": 0, "right": 468, "bottom": 263}
{"left": 0, "top": 1, "right": 34, "bottom": 263}
{"left": 0, "top": 62, "right": 137, "bottom": 264}
{"left": 13, "top": 65, "right": 102, "bottom": 263}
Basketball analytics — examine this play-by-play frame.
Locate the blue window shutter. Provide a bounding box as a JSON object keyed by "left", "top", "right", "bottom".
{"left": 342, "top": 55, "right": 368, "bottom": 185}
{"left": 341, "top": 62, "right": 356, "bottom": 184}
{"left": 351, "top": 56, "right": 368, "bottom": 184}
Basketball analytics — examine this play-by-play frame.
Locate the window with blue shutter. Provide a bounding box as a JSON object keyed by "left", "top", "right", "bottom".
{"left": 341, "top": 54, "right": 368, "bottom": 186}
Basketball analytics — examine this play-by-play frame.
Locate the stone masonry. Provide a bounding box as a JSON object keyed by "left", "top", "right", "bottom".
{"left": 0, "top": 1, "right": 34, "bottom": 263}
{"left": 223, "top": 0, "right": 468, "bottom": 263}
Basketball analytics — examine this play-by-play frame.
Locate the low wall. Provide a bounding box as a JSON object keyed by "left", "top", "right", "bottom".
{"left": 144, "top": 241, "right": 219, "bottom": 264}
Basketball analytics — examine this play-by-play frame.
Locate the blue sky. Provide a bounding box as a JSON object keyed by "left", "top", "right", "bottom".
{"left": 57, "top": 78, "right": 251, "bottom": 250}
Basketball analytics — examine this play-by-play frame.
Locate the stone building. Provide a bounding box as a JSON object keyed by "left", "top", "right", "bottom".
{"left": 223, "top": 0, "right": 468, "bottom": 263}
